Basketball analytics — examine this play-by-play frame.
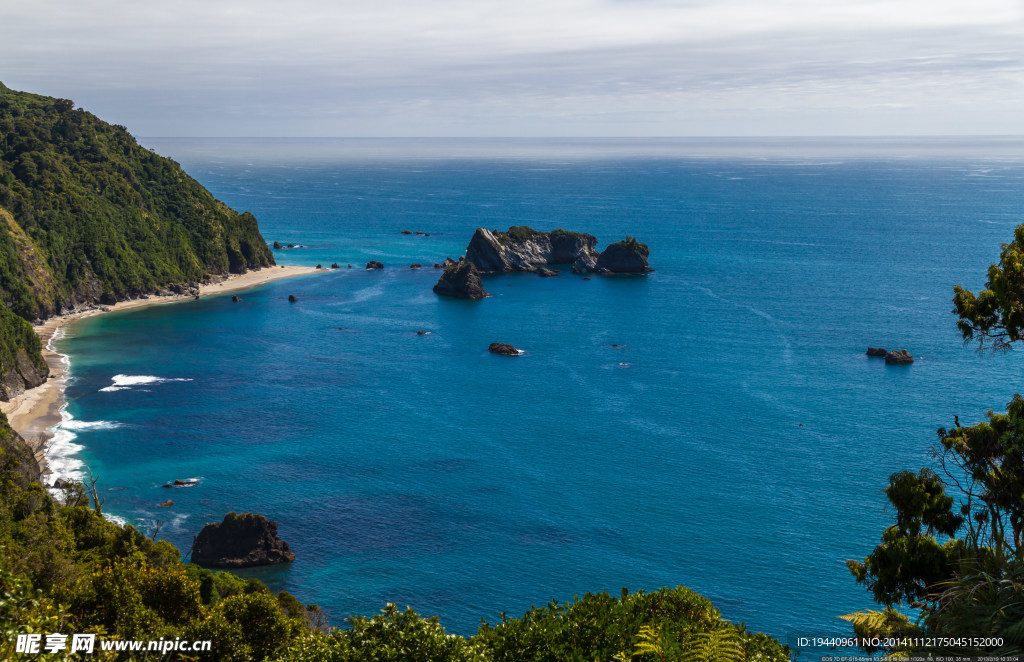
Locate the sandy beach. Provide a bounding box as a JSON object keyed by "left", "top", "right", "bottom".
{"left": 0, "top": 265, "right": 322, "bottom": 478}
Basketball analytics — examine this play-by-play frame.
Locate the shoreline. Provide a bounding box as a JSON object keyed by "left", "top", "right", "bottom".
{"left": 0, "top": 265, "right": 322, "bottom": 482}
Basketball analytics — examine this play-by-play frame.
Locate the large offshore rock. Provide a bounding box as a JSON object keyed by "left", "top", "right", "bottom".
{"left": 466, "top": 227, "right": 599, "bottom": 273}
{"left": 190, "top": 512, "right": 295, "bottom": 568}
{"left": 433, "top": 261, "right": 489, "bottom": 299}
{"left": 595, "top": 237, "right": 653, "bottom": 273}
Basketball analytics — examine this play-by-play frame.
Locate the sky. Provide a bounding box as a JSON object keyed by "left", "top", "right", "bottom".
{"left": 1, "top": 0, "right": 1022, "bottom": 137}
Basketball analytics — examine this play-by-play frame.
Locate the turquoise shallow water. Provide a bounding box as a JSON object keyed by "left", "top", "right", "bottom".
{"left": 49, "top": 138, "right": 1024, "bottom": 653}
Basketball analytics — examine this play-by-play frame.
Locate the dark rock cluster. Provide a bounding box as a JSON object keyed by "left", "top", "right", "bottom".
{"left": 866, "top": 347, "right": 914, "bottom": 364}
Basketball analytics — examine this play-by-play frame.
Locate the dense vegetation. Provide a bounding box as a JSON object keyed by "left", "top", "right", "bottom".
{"left": 845, "top": 221, "right": 1024, "bottom": 657}
{"left": 0, "top": 432, "right": 790, "bottom": 660}
{"left": 0, "top": 82, "right": 274, "bottom": 321}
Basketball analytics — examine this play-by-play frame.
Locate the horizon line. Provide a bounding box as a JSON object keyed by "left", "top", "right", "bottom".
{"left": 138, "top": 134, "right": 1024, "bottom": 140}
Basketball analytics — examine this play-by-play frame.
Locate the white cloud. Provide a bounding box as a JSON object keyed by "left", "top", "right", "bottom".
{"left": 1, "top": 0, "right": 1021, "bottom": 135}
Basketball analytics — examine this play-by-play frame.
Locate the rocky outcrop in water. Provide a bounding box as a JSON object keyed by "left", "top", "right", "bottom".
{"left": 488, "top": 342, "right": 520, "bottom": 355}
{"left": 466, "top": 227, "right": 599, "bottom": 273}
{"left": 866, "top": 347, "right": 887, "bottom": 357}
{"left": 594, "top": 237, "right": 652, "bottom": 273}
{"left": 433, "top": 261, "right": 489, "bottom": 299}
{"left": 190, "top": 512, "right": 295, "bottom": 568}
{"left": 366, "top": 261, "right": 384, "bottom": 270}
{"left": 885, "top": 349, "right": 914, "bottom": 365}
{"left": 462, "top": 227, "right": 652, "bottom": 276}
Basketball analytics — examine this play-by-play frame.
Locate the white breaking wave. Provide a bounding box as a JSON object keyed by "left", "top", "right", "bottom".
{"left": 59, "top": 419, "right": 123, "bottom": 431}
{"left": 46, "top": 406, "right": 86, "bottom": 485}
{"left": 100, "top": 374, "right": 193, "bottom": 392}
{"left": 46, "top": 407, "right": 124, "bottom": 487}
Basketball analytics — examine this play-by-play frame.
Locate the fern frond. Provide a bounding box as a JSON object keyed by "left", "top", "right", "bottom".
{"left": 683, "top": 628, "right": 744, "bottom": 662}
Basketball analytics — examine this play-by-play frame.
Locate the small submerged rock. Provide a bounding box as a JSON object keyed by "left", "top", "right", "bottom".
{"left": 488, "top": 342, "right": 520, "bottom": 356}
{"left": 288, "top": 294, "right": 298, "bottom": 302}
{"left": 272, "top": 241, "right": 283, "bottom": 249}
{"left": 231, "top": 295, "right": 240, "bottom": 302}
{"left": 401, "top": 230, "right": 413, "bottom": 235}
{"left": 366, "top": 261, "right": 384, "bottom": 270}
{"left": 866, "top": 347, "right": 887, "bottom": 357}
{"left": 331, "top": 263, "right": 340, "bottom": 269}
{"left": 158, "top": 500, "right": 174, "bottom": 508}
{"left": 162, "top": 478, "right": 199, "bottom": 488}
{"left": 537, "top": 268, "right": 559, "bottom": 277}
{"left": 416, "top": 330, "right": 430, "bottom": 335}
{"left": 410, "top": 263, "right": 422, "bottom": 269}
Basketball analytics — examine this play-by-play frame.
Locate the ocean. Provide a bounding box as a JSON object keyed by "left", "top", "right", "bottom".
{"left": 46, "top": 137, "right": 1024, "bottom": 652}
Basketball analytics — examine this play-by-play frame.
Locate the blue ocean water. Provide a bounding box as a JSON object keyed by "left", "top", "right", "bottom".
{"left": 50, "top": 138, "right": 1024, "bottom": 652}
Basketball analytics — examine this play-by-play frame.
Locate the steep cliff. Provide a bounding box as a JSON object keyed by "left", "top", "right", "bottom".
{"left": 0, "top": 82, "right": 274, "bottom": 323}
{"left": 0, "top": 82, "right": 277, "bottom": 398}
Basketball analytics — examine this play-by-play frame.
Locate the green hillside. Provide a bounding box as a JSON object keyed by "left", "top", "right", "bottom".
{"left": 0, "top": 81, "right": 274, "bottom": 322}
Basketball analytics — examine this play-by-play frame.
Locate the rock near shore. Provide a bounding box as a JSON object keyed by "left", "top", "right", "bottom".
{"left": 432, "top": 261, "right": 489, "bottom": 299}
{"left": 488, "top": 342, "right": 520, "bottom": 355}
{"left": 190, "top": 512, "right": 295, "bottom": 568}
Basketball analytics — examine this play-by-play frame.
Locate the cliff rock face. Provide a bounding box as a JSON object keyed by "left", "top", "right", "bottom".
{"left": 0, "top": 348, "right": 46, "bottom": 400}
{"left": 0, "top": 306, "right": 47, "bottom": 401}
{"left": 466, "top": 227, "right": 599, "bottom": 273}
{"left": 433, "top": 261, "right": 489, "bottom": 299}
{"left": 190, "top": 512, "right": 295, "bottom": 568}
{"left": 595, "top": 237, "right": 652, "bottom": 273}
{"left": 0, "top": 411, "right": 41, "bottom": 485}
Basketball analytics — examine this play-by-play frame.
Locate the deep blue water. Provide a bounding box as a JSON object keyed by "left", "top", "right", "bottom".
{"left": 50, "top": 138, "right": 1024, "bottom": 655}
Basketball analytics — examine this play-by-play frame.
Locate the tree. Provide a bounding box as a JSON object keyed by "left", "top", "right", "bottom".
{"left": 953, "top": 224, "right": 1024, "bottom": 351}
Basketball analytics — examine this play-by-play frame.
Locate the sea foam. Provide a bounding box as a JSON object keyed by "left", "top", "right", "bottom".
{"left": 100, "top": 374, "right": 193, "bottom": 392}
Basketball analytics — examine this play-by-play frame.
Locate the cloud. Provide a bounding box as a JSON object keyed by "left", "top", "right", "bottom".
{"left": 1, "top": 0, "right": 1021, "bottom": 135}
